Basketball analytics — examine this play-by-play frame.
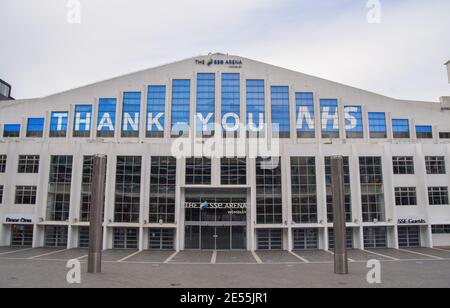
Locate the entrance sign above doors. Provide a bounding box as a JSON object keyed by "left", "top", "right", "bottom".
{"left": 184, "top": 202, "right": 248, "bottom": 210}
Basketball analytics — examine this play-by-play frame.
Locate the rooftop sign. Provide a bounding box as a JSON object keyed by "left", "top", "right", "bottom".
{"left": 195, "top": 57, "right": 243, "bottom": 68}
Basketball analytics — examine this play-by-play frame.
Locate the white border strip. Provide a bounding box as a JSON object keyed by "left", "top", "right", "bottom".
{"left": 28, "top": 249, "right": 67, "bottom": 260}
{"left": 164, "top": 251, "right": 179, "bottom": 263}
{"left": 118, "top": 250, "right": 142, "bottom": 262}
{"left": 251, "top": 251, "right": 263, "bottom": 264}
{"left": 289, "top": 251, "right": 310, "bottom": 263}
{"left": 366, "top": 250, "right": 399, "bottom": 261}
{"left": 398, "top": 249, "right": 443, "bottom": 260}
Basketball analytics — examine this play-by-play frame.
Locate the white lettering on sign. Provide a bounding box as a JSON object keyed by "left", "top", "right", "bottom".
{"left": 97, "top": 113, "right": 114, "bottom": 131}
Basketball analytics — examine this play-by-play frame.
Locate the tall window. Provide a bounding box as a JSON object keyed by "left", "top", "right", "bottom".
{"left": 360, "top": 157, "right": 385, "bottom": 222}
{"left": 47, "top": 156, "right": 73, "bottom": 221}
{"left": 49, "top": 112, "right": 68, "bottom": 137}
{"left": 392, "top": 156, "right": 415, "bottom": 175}
{"left": 115, "top": 156, "right": 141, "bottom": 223}
{"left": 425, "top": 156, "right": 446, "bottom": 174}
{"left": 296, "top": 93, "right": 315, "bottom": 138}
{"left": 395, "top": 187, "right": 417, "bottom": 206}
{"left": 0, "top": 185, "right": 3, "bottom": 204}
{"left": 80, "top": 156, "right": 93, "bottom": 222}
{"left": 26, "top": 118, "right": 45, "bottom": 138}
{"left": 196, "top": 73, "right": 215, "bottom": 137}
{"left": 246, "top": 80, "right": 265, "bottom": 137}
{"left": 256, "top": 158, "right": 282, "bottom": 224}
{"left": 325, "top": 157, "right": 352, "bottom": 222}
{"left": 185, "top": 157, "right": 211, "bottom": 185}
{"left": 392, "top": 119, "right": 410, "bottom": 139}
{"left": 368, "top": 112, "right": 387, "bottom": 138}
{"left": 18, "top": 155, "right": 40, "bottom": 173}
{"left": 320, "top": 99, "right": 339, "bottom": 138}
{"left": 345, "top": 106, "right": 363, "bottom": 138}
{"left": 73, "top": 105, "right": 92, "bottom": 137}
{"left": 416, "top": 126, "right": 433, "bottom": 139}
{"left": 121, "top": 92, "right": 141, "bottom": 138}
{"left": 149, "top": 157, "right": 176, "bottom": 224}
{"left": 44, "top": 226, "right": 68, "bottom": 247}
{"left": 291, "top": 157, "right": 317, "bottom": 223}
{"left": 97, "top": 98, "right": 117, "bottom": 138}
{"left": 271, "top": 86, "right": 290, "bottom": 138}
{"left": 222, "top": 74, "right": 241, "bottom": 137}
{"left": 3, "top": 124, "right": 21, "bottom": 138}
{"left": 221, "top": 158, "right": 247, "bottom": 185}
{"left": 113, "top": 228, "right": 138, "bottom": 249}
{"left": 171, "top": 79, "right": 191, "bottom": 137}
{"left": 0, "top": 155, "right": 6, "bottom": 173}
{"left": 15, "top": 186, "right": 37, "bottom": 205}
{"left": 147, "top": 86, "right": 166, "bottom": 138}
{"left": 428, "top": 187, "right": 449, "bottom": 205}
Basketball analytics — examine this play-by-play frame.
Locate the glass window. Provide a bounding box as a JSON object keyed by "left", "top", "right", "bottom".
{"left": 11, "top": 225, "right": 33, "bottom": 247}
{"left": 328, "top": 228, "right": 354, "bottom": 249}
{"left": 78, "top": 227, "right": 90, "bottom": 248}
{"left": 115, "top": 156, "right": 141, "bottom": 223}
{"left": 345, "top": 106, "right": 363, "bottom": 138}
{"left": 320, "top": 99, "right": 339, "bottom": 138}
{"left": 221, "top": 158, "right": 246, "bottom": 185}
{"left": 293, "top": 228, "right": 318, "bottom": 250}
{"left": 393, "top": 156, "right": 414, "bottom": 175}
{"left": 432, "top": 225, "right": 450, "bottom": 234}
{"left": 97, "top": 98, "right": 117, "bottom": 138}
{"left": 171, "top": 79, "right": 191, "bottom": 137}
{"left": 291, "top": 157, "right": 317, "bottom": 224}
{"left": 246, "top": 80, "right": 265, "bottom": 137}
{"left": 149, "top": 157, "right": 176, "bottom": 224}
{"left": 222, "top": 74, "right": 241, "bottom": 138}
{"left": 49, "top": 112, "right": 68, "bottom": 137}
{"left": 18, "top": 155, "right": 40, "bottom": 173}
{"left": 44, "top": 226, "right": 68, "bottom": 247}
{"left": 325, "top": 157, "right": 352, "bottom": 222}
{"left": 256, "top": 158, "right": 282, "bottom": 224}
{"left": 80, "top": 156, "right": 106, "bottom": 222}
{"left": 15, "top": 186, "right": 37, "bottom": 205}
{"left": 416, "top": 126, "right": 433, "bottom": 139}
{"left": 0, "top": 185, "right": 3, "bottom": 204}
{"left": 113, "top": 228, "right": 138, "bottom": 249}
{"left": 73, "top": 105, "right": 92, "bottom": 137}
{"left": 149, "top": 229, "right": 175, "bottom": 250}
{"left": 196, "top": 74, "right": 215, "bottom": 138}
{"left": 368, "top": 112, "right": 387, "bottom": 138}
{"left": 425, "top": 156, "right": 446, "bottom": 174}
{"left": 296, "top": 93, "right": 315, "bottom": 138}
{"left": 0, "top": 155, "right": 6, "bottom": 173}
{"left": 363, "top": 226, "right": 387, "bottom": 248}
{"left": 26, "top": 118, "right": 44, "bottom": 138}
{"left": 147, "top": 86, "right": 166, "bottom": 138}
{"left": 121, "top": 92, "right": 141, "bottom": 138}
{"left": 428, "top": 187, "right": 449, "bottom": 205}
{"left": 185, "top": 157, "right": 211, "bottom": 185}
{"left": 360, "top": 157, "right": 385, "bottom": 222}
{"left": 392, "top": 119, "right": 410, "bottom": 139}
{"left": 398, "top": 226, "right": 421, "bottom": 248}
{"left": 271, "top": 86, "right": 290, "bottom": 138}
{"left": 439, "top": 132, "right": 450, "bottom": 139}
{"left": 47, "top": 156, "right": 73, "bottom": 221}
{"left": 3, "top": 124, "right": 21, "bottom": 138}
{"left": 395, "top": 187, "right": 417, "bottom": 206}
{"left": 257, "top": 229, "right": 282, "bottom": 250}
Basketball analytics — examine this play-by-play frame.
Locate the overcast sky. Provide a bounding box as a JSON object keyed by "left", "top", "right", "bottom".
{"left": 0, "top": 0, "right": 449, "bottom": 101}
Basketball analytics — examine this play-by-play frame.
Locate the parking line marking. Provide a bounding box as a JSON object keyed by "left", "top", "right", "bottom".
{"left": 326, "top": 250, "right": 355, "bottom": 262}
{"left": 164, "top": 251, "right": 179, "bottom": 263}
{"left": 118, "top": 250, "right": 142, "bottom": 262}
{"left": 251, "top": 251, "right": 263, "bottom": 264}
{"left": 398, "top": 249, "right": 443, "bottom": 260}
{"left": 211, "top": 251, "right": 217, "bottom": 264}
{"left": 0, "top": 247, "right": 35, "bottom": 255}
{"left": 77, "top": 255, "right": 88, "bottom": 260}
{"left": 289, "top": 251, "right": 309, "bottom": 263}
{"left": 28, "top": 249, "right": 68, "bottom": 259}
{"left": 366, "top": 250, "right": 399, "bottom": 261}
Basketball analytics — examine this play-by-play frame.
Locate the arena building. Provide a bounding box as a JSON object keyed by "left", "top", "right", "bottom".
{"left": 0, "top": 53, "right": 450, "bottom": 251}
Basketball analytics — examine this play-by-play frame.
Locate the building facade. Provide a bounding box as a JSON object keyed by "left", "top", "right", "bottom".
{"left": 1, "top": 53, "right": 450, "bottom": 251}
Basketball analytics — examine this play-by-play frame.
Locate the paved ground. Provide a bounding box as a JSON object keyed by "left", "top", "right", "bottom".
{"left": 1, "top": 247, "right": 450, "bottom": 288}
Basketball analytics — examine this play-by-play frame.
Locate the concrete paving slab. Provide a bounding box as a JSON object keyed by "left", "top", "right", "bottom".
{"left": 256, "top": 251, "right": 303, "bottom": 263}
{"left": 0, "top": 248, "right": 63, "bottom": 259}
{"left": 34, "top": 248, "right": 88, "bottom": 260}
{"left": 401, "top": 247, "right": 450, "bottom": 259}
{"left": 216, "top": 251, "right": 257, "bottom": 264}
{"left": 124, "top": 250, "right": 175, "bottom": 263}
{"left": 0, "top": 247, "right": 32, "bottom": 254}
{"left": 366, "top": 249, "right": 425, "bottom": 260}
{"left": 170, "top": 251, "right": 213, "bottom": 263}
{"left": 294, "top": 250, "right": 334, "bottom": 262}
{"left": 101, "top": 249, "right": 139, "bottom": 262}
{"left": 346, "top": 249, "right": 390, "bottom": 261}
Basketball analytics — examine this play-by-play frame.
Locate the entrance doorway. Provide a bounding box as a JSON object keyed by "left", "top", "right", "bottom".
{"left": 184, "top": 188, "right": 248, "bottom": 250}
